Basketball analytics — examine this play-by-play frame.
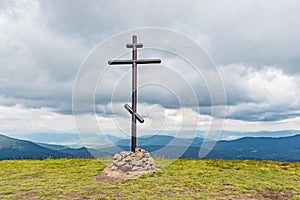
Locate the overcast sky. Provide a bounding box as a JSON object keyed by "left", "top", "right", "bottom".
{"left": 1, "top": 0, "right": 300, "bottom": 139}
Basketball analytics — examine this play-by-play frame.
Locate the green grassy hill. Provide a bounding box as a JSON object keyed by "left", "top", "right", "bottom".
{"left": 0, "top": 134, "right": 72, "bottom": 160}
{"left": 0, "top": 158, "right": 299, "bottom": 199}
{"left": 0, "top": 134, "right": 93, "bottom": 160}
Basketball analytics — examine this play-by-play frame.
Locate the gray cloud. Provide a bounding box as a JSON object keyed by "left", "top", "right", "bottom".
{"left": 38, "top": 0, "right": 300, "bottom": 73}
{"left": 0, "top": 0, "right": 300, "bottom": 123}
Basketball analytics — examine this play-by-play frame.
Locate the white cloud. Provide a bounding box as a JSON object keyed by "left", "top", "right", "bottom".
{"left": 223, "top": 117, "right": 300, "bottom": 132}
{"left": 221, "top": 64, "right": 300, "bottom": 121}
{"left": 0, "top": 104, "right": 75, "bottom": 132}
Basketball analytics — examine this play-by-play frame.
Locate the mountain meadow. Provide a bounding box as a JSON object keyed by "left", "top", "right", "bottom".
{"left": 0, "top": 158, "right": 299, "bottom": 199}
{"left": 0, "top": 134, "right": 300, "bottom": 199}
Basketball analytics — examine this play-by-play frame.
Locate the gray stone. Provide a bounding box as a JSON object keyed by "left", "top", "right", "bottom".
{"left": 120, "top": 164, "right": 131, "bottom": 171}
{"left": 131, "top": 160, "right": 143, "bottom": 166}
{"left": 114, "top": 160, "right": 126, "bottom": 167}
{"left": 113, "top": 154, "right": 122, "bottom": 161}
{"left": 144, "top": 163, "right": 150, "bottom": 169}
{"left": 111, "top": 165, "right": 118, "bottom": 170}
{"left": 123, "top": 157, "right": 132, "bottom": 162}
{"left": 120, "top": 151, "right": 127, "bottom": 157}
{"left": 132, "top": 166, "right": 143, "bottom": 171}
{"left": 132, "top": 157, "right": 140, "bottom": 161}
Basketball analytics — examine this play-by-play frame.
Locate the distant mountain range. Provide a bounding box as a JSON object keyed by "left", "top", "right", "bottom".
{"left": 0, "top": 133, "right": 299, "bottom": 161}
{"left": 5, "top": 130, "right": 300, "bottom": 148}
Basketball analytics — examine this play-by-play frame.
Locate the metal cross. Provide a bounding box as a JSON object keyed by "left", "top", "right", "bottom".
{"left": 108, "top": 35, "right": 161, "bottom": 152}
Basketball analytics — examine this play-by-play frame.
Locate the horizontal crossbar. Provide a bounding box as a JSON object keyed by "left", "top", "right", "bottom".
{"left": 108, "top": 59, "right": 161, "bottom": 65}
{"left": 126, "top": 43, "right": 143, "bottom": 48}
{"left": 136, "top": 59, "right": 161, "bottom": 64}
{"left": 108, "top": 60, "right": 133, "bottom": 65}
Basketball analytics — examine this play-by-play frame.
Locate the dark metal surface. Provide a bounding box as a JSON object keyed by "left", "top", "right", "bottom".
{"left": 108, "top": 60, "right": 133, "bottom": 65}
{"left": 108, "top": 35, "right": 161, "bottom": 151}
{"left": 136, "top": 59, "right": 161, "bottom": 64}
{"left": 124, "top": 104, "right": 144, "bottom": 123}
{"left": 108, "top": 59, "right": 161, "bottom": 65}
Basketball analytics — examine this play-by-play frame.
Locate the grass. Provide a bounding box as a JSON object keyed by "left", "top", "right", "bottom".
{"left": 0, "top": 158, "right": 299, "bottom": 199}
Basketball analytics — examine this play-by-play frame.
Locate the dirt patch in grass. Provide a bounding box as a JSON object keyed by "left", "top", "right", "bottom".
{"left": 20, "top": 191, "right": 38, "bottom": 200}
{"left": 218, "top": 188, "right": 294, "bottom": 200}
{"left": 253, "top": 188, "right": 294, "bottom": 200}
{"left": 227, "top": 189, "right": 294, "bottom": 200}
{"left": 65, "top": 192, "right": 93, "bottom": 200}
{"left": 93, "top": 166, "right": 160, "bottom": 183}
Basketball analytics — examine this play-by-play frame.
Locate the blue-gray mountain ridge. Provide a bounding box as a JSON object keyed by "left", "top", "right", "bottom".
{"left": 0, "top": 133, "right": 299, "bottom": 161}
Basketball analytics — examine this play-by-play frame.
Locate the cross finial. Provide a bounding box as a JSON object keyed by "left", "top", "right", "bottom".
{"left": 126, "top": 35, "right": 143, "bottom": 50}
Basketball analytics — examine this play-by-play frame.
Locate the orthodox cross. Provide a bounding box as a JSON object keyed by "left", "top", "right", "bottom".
{"left": 108, "top": 35, "right": 161, "bottom": 152}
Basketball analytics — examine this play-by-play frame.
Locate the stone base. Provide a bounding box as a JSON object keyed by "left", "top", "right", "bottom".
{"left": 111, "top": 148, "right": 157, "bottom": 172}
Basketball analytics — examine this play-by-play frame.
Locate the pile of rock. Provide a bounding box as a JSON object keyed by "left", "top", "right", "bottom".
{"left": 111, "top": 148, "right": 157, "bottom": 172}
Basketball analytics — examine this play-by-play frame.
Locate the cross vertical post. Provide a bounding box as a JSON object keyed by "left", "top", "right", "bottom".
{"left": 131, "top": 35, "right": 138, "bottom": 152}
{"left": 108, "top": 35, "right": 161, "bottom": 152}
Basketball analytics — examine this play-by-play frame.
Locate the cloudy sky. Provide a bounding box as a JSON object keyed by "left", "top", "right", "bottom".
{"left": 1, "top": 0, "right": 300, "bottom": 140}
